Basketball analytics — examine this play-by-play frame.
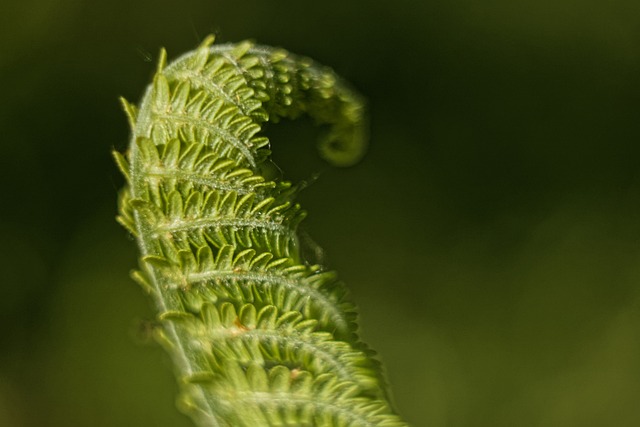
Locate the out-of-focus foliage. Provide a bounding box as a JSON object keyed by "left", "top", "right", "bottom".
{"left": 1, "top": 1, "right": 639, "bottom": 426}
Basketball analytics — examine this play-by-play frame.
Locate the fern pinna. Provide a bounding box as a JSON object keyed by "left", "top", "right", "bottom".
{"left": 114, "top": 36, "right": 407, "bottom": 427}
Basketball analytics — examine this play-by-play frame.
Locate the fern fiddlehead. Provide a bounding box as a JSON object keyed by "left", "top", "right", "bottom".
{"left": 115, "top": 36, "right": 407, "bottom": 427}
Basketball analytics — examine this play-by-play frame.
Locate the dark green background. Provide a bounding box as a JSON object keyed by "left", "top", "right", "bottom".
{"left": 2, "top": 0, "right": 640, "bottom": 425}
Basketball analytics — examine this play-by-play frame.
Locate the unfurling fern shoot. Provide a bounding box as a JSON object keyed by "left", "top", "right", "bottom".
{"left": 114, "top": 35, "right": 407, "bottom": 427}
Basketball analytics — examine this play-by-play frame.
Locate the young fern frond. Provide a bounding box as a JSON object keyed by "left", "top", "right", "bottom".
{"left": 115, "top": 35, "right": 407, "bottom": 427}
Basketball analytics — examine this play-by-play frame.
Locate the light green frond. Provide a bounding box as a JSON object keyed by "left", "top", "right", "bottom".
{"left": 114, "top": 36, "right": 407, "bottom": 427}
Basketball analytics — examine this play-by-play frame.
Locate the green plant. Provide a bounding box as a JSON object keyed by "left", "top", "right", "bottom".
{"left": 114, "top": 35, "right": 407, "bottom": 426}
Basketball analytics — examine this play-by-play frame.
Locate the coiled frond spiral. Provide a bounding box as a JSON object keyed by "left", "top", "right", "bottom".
{"left": 114, "top": 35, "right": 407, "bottom": 427}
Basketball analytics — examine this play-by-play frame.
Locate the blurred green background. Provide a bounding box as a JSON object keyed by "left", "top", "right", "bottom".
{"left": 2, "top": 0, "right": 640, "bottom": 426}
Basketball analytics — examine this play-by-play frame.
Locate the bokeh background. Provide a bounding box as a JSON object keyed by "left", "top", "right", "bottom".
{"left": 2, "top": 0, "right": 640, "bottom": 425}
